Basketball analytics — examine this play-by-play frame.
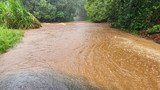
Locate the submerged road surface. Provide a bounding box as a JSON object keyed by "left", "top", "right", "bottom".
{"left": 0, "top": 22, "right": 160, "bottom": 90}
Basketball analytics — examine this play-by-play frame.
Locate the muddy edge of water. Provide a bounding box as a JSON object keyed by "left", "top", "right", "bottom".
{"left": 0, "top": 22, "right": 160, "bottom": 90}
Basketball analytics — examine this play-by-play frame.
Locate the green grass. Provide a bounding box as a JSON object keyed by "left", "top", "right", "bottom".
{"left": 0, "top": 26, "right": 23, "bottom": 53}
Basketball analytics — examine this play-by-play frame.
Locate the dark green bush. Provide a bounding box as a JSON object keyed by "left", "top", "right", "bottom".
{"left": 0, "top": 0, "right": 41, "bottom": 29}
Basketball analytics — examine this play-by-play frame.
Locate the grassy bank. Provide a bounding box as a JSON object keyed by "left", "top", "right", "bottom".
{"left": 0, "top": 27, "right": 23, "bottom": 53}
{"left": 0, "top": 0, "right": 41, "bottom": 53}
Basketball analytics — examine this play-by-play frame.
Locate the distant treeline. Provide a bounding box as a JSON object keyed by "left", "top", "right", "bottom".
{"left": 22, "top": 0, "right": 87, "bottom": 22}
{"left": 85, "top": 0, "right": 160, "bottom": 32}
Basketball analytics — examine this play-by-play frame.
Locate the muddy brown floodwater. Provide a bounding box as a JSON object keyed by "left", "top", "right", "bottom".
{"left": 0, "top": 22, "right": 160, "bottom": 90}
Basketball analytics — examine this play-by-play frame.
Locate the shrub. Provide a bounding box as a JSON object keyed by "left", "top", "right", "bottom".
{"left": 0, "top": 0, "right": 41, "bottom": 29}
{"left": 0, "top": 26, "right": 23, "bottom": 53}
{"left": 148, "top": 25, "right": 160, "bottom": 34}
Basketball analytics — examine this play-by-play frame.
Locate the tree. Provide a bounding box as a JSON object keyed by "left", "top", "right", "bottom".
{"left": 85, "top": 0, "right": 113, "bottom": 22}
{"left": 22, "top": 0, "right": 56, "bottom": 22}
{"left": 22, "top": 0, "right": 87, "bottom": 22}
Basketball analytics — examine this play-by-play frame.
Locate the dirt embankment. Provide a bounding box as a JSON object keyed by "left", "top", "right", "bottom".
{"left": 141, "top": 30, "right": 160, "bottom": 44}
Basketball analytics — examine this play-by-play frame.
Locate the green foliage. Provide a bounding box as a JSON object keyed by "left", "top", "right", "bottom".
{"left": 148, "top": 25, "right": 160, "bottom": 34}
{"left": 86, "top": 0, "right": 160, "bottom": 31}
{"left": 51, "top": 0, "right": 77, "bottom": 21}
{"left": 22, "top": 0, "right": 56, "bottom": 22}
{"left": 0, "top": 26, "right": 23, "bottom": 53}
{"left": 22, "top": 0, "right": 87, "bottom": 22}
{"left": 85, "top": 0, "right": 113, "bottom": 22}
{"left": 108, "top": 0, "right": 160, "bottom": 31}
{"left": 56, "top": 11, "right": 65, "bottom": 21}
{"left": 0, "top": 0, "right": 41, "bottom": 29}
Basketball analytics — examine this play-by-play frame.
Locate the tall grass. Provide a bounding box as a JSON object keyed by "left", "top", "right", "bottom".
{"left": 0, "top": 26, "right": 23, "bottom": 53}
{"left": 0, "top": 0, "right": 41, "bottom": 29}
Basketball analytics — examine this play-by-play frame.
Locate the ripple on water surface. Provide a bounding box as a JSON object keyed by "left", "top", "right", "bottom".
{"left": 0, "top": 22, "right": 160, "bottom": 90}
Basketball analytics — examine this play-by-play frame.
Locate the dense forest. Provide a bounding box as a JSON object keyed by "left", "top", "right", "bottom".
{"left": 0, "top": 0, "right": 160, "bottom": 53}
{"left": 22, "top": 0, "right": 87, "bottom": 22}
{"left": 85, "top": 0, "right": 160, "bottom": 33}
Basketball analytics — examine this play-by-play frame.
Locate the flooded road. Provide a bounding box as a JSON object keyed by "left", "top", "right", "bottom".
{"left": 0, "top": 22, "right": 160, "bottom": 90}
